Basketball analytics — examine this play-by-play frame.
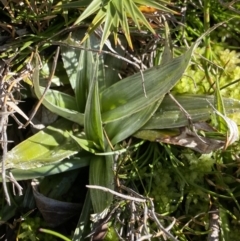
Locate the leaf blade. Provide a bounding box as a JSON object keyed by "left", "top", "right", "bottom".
{"left": 142, "top": 95, "right": 240, "bottom": 129}
{"left": 33, "top": 55, "right": 84, "bottom": 125}
{"left": 5, "top": 119, "right": 81, "bottom": 170}
{"left": 84, "top": 56, "right": 105, "bottom": 150}
{"left": 89, "top": 155, "right": 113, "bottom": 213}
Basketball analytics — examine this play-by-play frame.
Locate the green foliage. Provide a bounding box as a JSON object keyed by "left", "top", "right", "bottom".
{"left": 103, "top": 225, "right": 119, "bottom": 241}
{"left": 1, "top": 0, "right": 240, "bottom": 240}
{"left": 144, "top": 146, "right": 214, "bottom": 215}
{"left": 149, "top": 161, "right": 181, "bottom": 214}
{"left": 115, "top": 140, "right": 240, "bottom": 239}
{"left": 173, "top": 46, "right": 240, "bottom": 97}
{"left": 173, "top": 46, "right": 240, "bottom": 128}
{"left": 18, "top": 217, "right": 59, "bottom": 241}
{"left": 176, "top": 0, "right": 240, "bottom": 44}
{"left": 61, "top": 0, "right": 176, "bottom": 50}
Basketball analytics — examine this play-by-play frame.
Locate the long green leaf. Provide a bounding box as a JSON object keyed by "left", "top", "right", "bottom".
{"left": 1, "top": 157, "right": 90, "bottom": 181}
{"left": 33, "top": 55, "right": 84, "bottom": 126}
{"left": 84, "top": 56, "right": 105, "bottom": 150}
{"left": 72, "top": 190, "right": 92, "bottom": 241}
{"left": 4, "top": 119, "right": 81, "bottom": 170}
{"left": 83, "top": 55, "right": 114, "bottom": 213}
{"left": 39, "top": 87, "right": 78, "bottom": 110}
{"left": 142, "top": 95, "right": 240, "bottom": 129}
{"left": 74, "top": 0, "right": 102, "bottom": 25}
{"left": 61, "top": 34, "right": 82, "bottom": 91}
{"left": 214, "top": 75, "right": 228, "bottom": 132}
{"left": 89, "top": 155, "right": 114, "bottom": 213}
{"left": 67, "top": 0, "right": 172, "bottom": 49}
{"left": 123, "top": 0, "right": 155, "bottom": 33}
{"left": 103, "top": 36, "right": 127, "bottom": 87}
{"left": 61, "top": 31, "right": 105, "bottom": 94}
{"left": 121, "top": 6, "right": 133, "bottom": 49}
{"left": 101, "top": 52, "right": 193, "bottom": 123}
{"left": 70, "top": 134, "right": 101, "bottom": 154}
{"left": 101, "top": 23, "right": 225, "bottom": 124}
{"left": 105, "top": 100, "right": 162, "bottom": 145}
{"left": 99, "top": 2, "right": 115, "bottom": 49}
{"left": 75, "top": 38, "right": 94, "bottom": 112}
{"left": 79, "top": 9, "right": 107, "bottom": 46}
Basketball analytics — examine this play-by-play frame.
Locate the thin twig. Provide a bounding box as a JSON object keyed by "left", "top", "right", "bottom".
{"left": 148, "top": 198, "right": 179, "bottom": 241}
{"left": 136, "top": 234, "right": 152, "bottom": 241}
{"left": 23, "top": 46, "right": 60, "bottom": 128}
{"left": 168, "top": 92, "right": 192, "bottom": 126}
{"left": 0, "top": 58, "right": 21, "bottom": 205}
{"left": 168, "top": 92, "right": 208, "bottom": 144}
{"left": 120, "top": 185, "right": 146, "bottom": 199}
{"left": 8, "top": 172, "right": 23, "bottom": 196}
{"left": 130, "top": 201, "right": 136, "bottom": 240}
{"left": 153, "top": 216, "right": 177, "bottom": 237}
{"left": 207, "top": 206, "right": 220, "bottom": 241}
{"left": 116, "top": 38, "right": 148, "bottom": 68}
{"left": 86, "top": 185, "right": 146, "bottom": 203}
{"left": 52, "top": 41, "right": 140, "bottom": 70}
{"left": 180, "top": 211, "right": 216, "bottom": 232}
{"left": 218, "top": 0, "right": 240, "bottom": 13}
{"left": 114, "top": 37, "right": 148, "bottom": 97}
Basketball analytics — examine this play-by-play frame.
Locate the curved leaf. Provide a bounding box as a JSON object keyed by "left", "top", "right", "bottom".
{"left": 1, "top": 157, "right": 90, "bottom": 181}
{"left": 89, "top": 155, "right": 113, "bottom": 213}
{"left": 64, "top": 0, "right": 176, "bottom": 49}
{"left": 143, "top": 95, "right": 240, "bottom": 129}
{"left": 105, "top": 100, "right": 162, "bottom": 145}
{"left": 75, "top": 38, "right": 94, "bottom": 112}
{"left": 84, "top": 56, "right": 105, "bottom": 150}
{"left": 4, "top": 119, "right": 81, "bottom": 170}
{"left": 33, "top": 54, "right": 84, "bottom": 126}
{"left": 40, "top": 87, "right": 78, "bottom": 110}
{"left": 74, "top": 0, "right": 102, "bottom": 25}
{"left": 101, "top": 50, "right": 193, "bottom": 123}
{"left": 101, "top": 24, "right": 225, "bottom": 124}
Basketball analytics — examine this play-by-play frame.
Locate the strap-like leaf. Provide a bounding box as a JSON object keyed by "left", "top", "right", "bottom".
{"left": 74, "top": 0, "right": 102, "bottom": 25}
{"left": 214, "top": 75, "right": 228, "bottom": 132}
{"left": 101, "top": 23, "right": 225, "bottom": 124}
{"left": 66, "top": 0, "right": 175, "bottom": 50}
{"left": 101, "top": 51, "right": 194, "bottom": 123}
{"left": 33, "top": 54, "right": 84, "bottom": 125}
{"left": 124, "top": 0, "right": 155, "bottom": 33}
{"left": 75, "top": 38, "right": 94, "bottom": 112}
{"left": 1, "top": 157, "right": 90, "bottom": 181}
{"left": 84, "top": 56, "right": 105, "bottom": 150}
{"left": 89, "top": 155, "right": 114, "bottom": 213}
{"left": 143, "top": 95, "right": 240, "bottom": 129}
{"left": 4, "top": 119, "right": 81, "bottom": 170}
{"left": 105, "top": 100, "right": 162, "bottom": 145}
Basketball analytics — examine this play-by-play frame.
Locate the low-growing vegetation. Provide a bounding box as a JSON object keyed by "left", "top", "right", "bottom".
{"left": 0, "top": 0, "right": 240, "bottom": 240}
